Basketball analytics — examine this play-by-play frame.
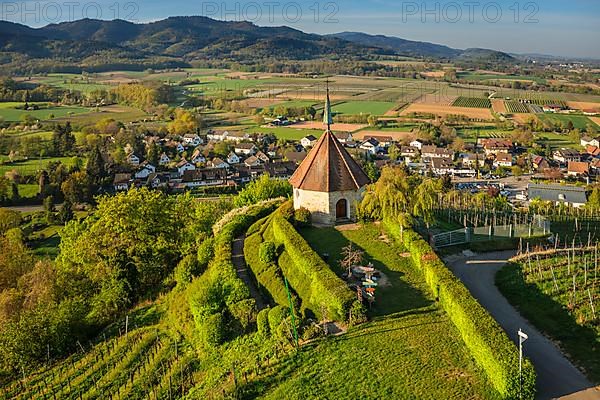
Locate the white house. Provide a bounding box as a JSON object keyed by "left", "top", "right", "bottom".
{"left": 227, "top": 152, "right": 241, "bottom": 165}
{"left": 208, "top": 158, "right": 229, "bottom": 169}
{"left": 127, "top": 153, "right": 140, "bottom": 166}
{"left": 244, "top": 156, "right": 261, "bottom": 167}
{"left": 183, "top": 134, "right": 203, "bottom": 147}
{"left": 113, "top": 173, "right": 132, "bottom": 191}
{"left": 207, "top": 130, "right": 229, "bottom": 141}
{"left": 176, "top": 143, "right": 185, "bottom": 153}
{"left": 493, "top": 153, "right": 513, "bottom": 168}
{"left": 134, "top": 163, "right": 156, "bottom": 179}
{"left": 410, "top": 139, "right": 424, "bottom": 150}
{"left": 159, "top": 153, "right": 171, "bottom": 166}
{"left": 255, "top": 151, "right": 270, "bottom": 164}
{"left": 301, "top": 135, "right": 318, "bottom": 148}
{"left": 190, "top": 149, "right": 206, "bottom": 164}
{"left": 581, "top": 136, "right": 600, "bottom": 148}
{"left": 177, "top": 160, "right": 196, "bottom": 176}
{"left": 360, "top": 138, "right": 381, "bottom": 155}
{"left": 234, "top": 143, "right": 257, "bottom": 155}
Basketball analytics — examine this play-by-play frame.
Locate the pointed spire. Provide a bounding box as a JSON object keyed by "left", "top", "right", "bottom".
{"left": 323, "top": 79, "right": 333, "bottom": 130}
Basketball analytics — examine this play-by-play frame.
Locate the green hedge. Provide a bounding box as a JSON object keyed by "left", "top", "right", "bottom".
{"left": 271, "top": 214, "right": 354, "bottom": 322}
{"left": 186, "top": 200, "right": 282, "bottom": 348}
{"left": 383, "top": 219, "right": 536, "bottom": 399}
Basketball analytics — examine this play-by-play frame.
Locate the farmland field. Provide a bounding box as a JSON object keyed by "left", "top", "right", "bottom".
{"left": 537, "top": 114, "right": 596, "bottom": 130}
{"left": 504, "top": 101, "right": 529, "bottom": 114}
{"left": 0, "top": 157, "right": 83, "bottom": 176}
{"left": 400, "top": 103, "right": 494, "bottom": 120}
{"left": 452, "top": 97, "right": 492, "bottom": 108}
{"left": 246, "top": 126, "right": 324, "bottom": 140}
{"left": 332, "top": 101, "right": 396, "bottom": 115}
{"left": 457, "top": 72, "right": 547, "bottom": 85}
{"left": 497, "top": 250, "right": 600, "bottom": 382}
{"left": 0, "top": 104, "right": 90, "bottom": 121}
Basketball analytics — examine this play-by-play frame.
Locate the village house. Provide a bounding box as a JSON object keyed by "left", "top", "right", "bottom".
{"left": 225, "top": 131, "right": 251, "bottom": 143}
{"left": 461, "top": 153, "right": 485, "bottom": 168}
{"left": 421, "top": 145, "right": 453, "bottom": 159}
{"left": 244, "top": 155, "right": 261, "bottom": 167}
{"left": 206, "top": 130, "right": 229, "bottom": 141}
{"left": 301, "top": 135, "right": 318, "bottom": 148}
{"left": 181, "top": 168, "right": 227, "bottom": 188}
{"left": 234, "top": 143, "right": 258, "bottom": 155}
{"left": 429, "top": 158, "right": 454, "bottom": 176}
{"left": 146, "top": 173, "right": 170, "bottom": 189}
{"left": 334, "top": 132, "right": 353, "bottom": 144}
{"left": 134, "top": 163, "right": 156, "bottom": 179}
{"left": 255, "top": 151, "right": 270, "bottom": 164}
{"left": 493, "top": 153, "right": 513, "bottom": 168}
{"left": 285, "top": 151, "right": 307, "bottom": 165}
{"left": 190, "top": 149, "right": 206, "bottom": 164}
{"left": 159, "top": 153, "right": 171, "bottom": 166}
{"left": 227, "top": 152, "right": 241, "bottom": 165}
{"left": 581, "top": 136, "right": 600, "bottom": 148}
{"left": 264, "top": 161, "right": 297, "bottom": 179}
{"left": 208, "top": 157, "right": 229, "bottom": 169}
{"left": 182, "top": 134, "right": 203, "bottom": 147}
{"left": 177, "top": 159, "right": 196, "bottom": 176}
{"left": 400, "top": 146, "right": 418, "bottom": 160}
{"left": 553, "top": 148, "right": 581, "bottom": 165}
{"left": 531, "top": 155, "right": 550, "bottom": 171}
{"left": 585, "top": 145, "right": 600, "bottom": 158}
{"left": 126, "top": 153, "right": 140, "bottom": 166}
{"left": 481, "top": 139, "right": 513, "bottom": 156}
{"left": 410, "top": 139, "right": 424, "bottom": 150}
{"left": 364, "top": 135, "right": 393, "bottom": 148}
{"left": 360, "top": 138, "right": 381, "bottom": 155}
{"left": 113, "top": 173, "right": 132, "bottom": 191}
{"left": 567, "top": 161, "right": 589, "bottom": 178}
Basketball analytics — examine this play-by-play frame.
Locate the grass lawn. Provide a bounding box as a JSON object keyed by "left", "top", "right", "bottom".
{"left": 266, "top": 223, "right": 501, "bottom": 398}
{"left": 332, "top": 101, "right": 396, "bottom": 116}
{"left": 534, "top": 131, "right": 581, "bottom": 150}
{"left": 537, "top": 114, "right": 595, "bottom": 130}
{"left": 497, "top": 253, "right": 600, "bottom": 383}
{"left": 0, "top": 157, "right": 83, "bottom": 176}
{"left": 17, "top": 184, "right": 39, "bottom": 198}
{"left": 0, "top": 105, "right": 90, "bottom": 122}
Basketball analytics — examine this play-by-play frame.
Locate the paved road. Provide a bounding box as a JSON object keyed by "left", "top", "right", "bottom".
{"left": 232, "top": 236, "right": 267, "bottom": 310}
{"left": 445, "top": 250, "right": 599, "bottom": 400}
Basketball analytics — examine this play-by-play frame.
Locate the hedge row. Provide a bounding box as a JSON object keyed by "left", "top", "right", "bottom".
{"left": 271, "top": 214, "right": 354, "bottom": 322}
{"left": 186, "top": 199, "right": 282, "bottom": 348}
{"left": 244, "top": 217, "right": 292, "bottom": 307}
{"left": 383, "top": 220, "right": 536, "bottom": 399}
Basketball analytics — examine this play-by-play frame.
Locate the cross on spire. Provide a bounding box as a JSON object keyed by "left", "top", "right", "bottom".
{"left": 323, "top": 79, "right": 333, "bottom": 130}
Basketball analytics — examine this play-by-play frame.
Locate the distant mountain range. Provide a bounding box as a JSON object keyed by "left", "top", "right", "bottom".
{"left": 0, "top": 16, "right": 517, "bottom": 72}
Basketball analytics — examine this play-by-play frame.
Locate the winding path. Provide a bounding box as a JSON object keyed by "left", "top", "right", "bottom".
{"left": 445, "top": 250, "right": 599, "bottom": 400}
{"left": 232, "top": 235, "right": 267, "bottom": 310}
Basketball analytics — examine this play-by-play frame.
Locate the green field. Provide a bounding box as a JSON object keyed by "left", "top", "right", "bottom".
{"left": 332, "top": 101, "right": 395, "bottom": 115}
{"left": 537, "top": 114, "right": 595, "bottom": 130}
{"left": 0, "top": 103, "right": 90, "bottom": 121}
{"left": 32, "top": 74, "right": 111, "bottom": 93}
{"left": 458, "top": 72, "right": 547, "bottom": 85}
{"left": 452, "top": 97, "right": 492, "bottom": 108}
{"left": 497, "top": 251, "right": 600, "bottom": 383}
{"left": 534, "top": 131, "right": 581, "bottom": 149}
{"left": 0, "top": 157, "right": 82, "bottom": 176}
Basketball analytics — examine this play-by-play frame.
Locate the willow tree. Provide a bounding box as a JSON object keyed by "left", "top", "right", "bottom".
{"left": 413, "top": 178, "right": 442, "bottom": 229}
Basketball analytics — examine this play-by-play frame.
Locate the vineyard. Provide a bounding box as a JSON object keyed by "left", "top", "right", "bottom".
{"left": 504, "top": 101, "right": 529, "bottom": 113}
{"left": 2, "top": 326, "right": 196, "bottom": 400}
{"left": 517, "top": 98, "right": 568, "bottom": 107}
{"left": 451, "top": 97, "right": 492, "bottom": 108}
{"left": 498, "top": 248, "right": 600, "bottom": 381}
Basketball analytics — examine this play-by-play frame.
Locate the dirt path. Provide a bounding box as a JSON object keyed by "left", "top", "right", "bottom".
{"left": 232, "top": 236, "right": 267, "bottom": 310}
{"left": 445, "top": 251, "right": 598, "bottom": 400}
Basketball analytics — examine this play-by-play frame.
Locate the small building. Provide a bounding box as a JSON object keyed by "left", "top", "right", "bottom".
{"left": 227, "top": 152, "right": 241, "bottom": 165}
{"left": 301, "top": 135, "right": 318, "bottom": 148}
{"left": 430, "top": 158, "right": 454, "bottom": 176}
{"left": 289, "top": 88, "right": 370, "bottom": 226}
{"left": 494, "top": 153, "right": 513, "bottom": 168}
{"left": 207, "top": 130, "right": 229, "bottom": 142}
{"left": 134, "top": 163, "right": 156, "bottom": 179}
{"left": 421, "top": 145, "right": 453, "bottom": 159}
{"left": 531, "top": 155, "right": 550, "bottom": 171}
{"left": 177, "top": 160, "right": 196, "bottom": 176}
{"left": 567, "top": 161, "right": 589, "bottom": 177}
{"left": 208, "top": 158, "right": 229, "bottom": 169}
{"left": 181, "top": 168, "right": 227, "bottom": 188}
{"left": 461, "top": 153, "right": 485, "bottom": 168}
{"left": 159, "top": 153, "right": 171, "bottom": 166}
{"left": 527, "top": 183, "right": 587, "bottom": 208}
{"left": 334, "top": 132, "right": 353, "bottom": 144}
{"left": 244, "top": 156, "right": 261, "bottom": 167}
{"left": 553, "top": 148, "right": 581, "bottom": 165}
{"left": 363, "top": 135, "right": 393, "bottom": 148}
{"left": 183, "top": 134, "right": 203, "bottom": 147}
{"left": 234, "top": 143, "right": 258, "bottom": 155}
{"left": 255, "top": 151, "right": 270, "bottom": 164}
{"left": 410, "top": 139, "right": 424, "bottom": 150}
{"left": 127, "top": 153, "right": 140, "bottom": 166}
{"left": 585, "top": 145, "right": 600, "bottom": 158}
{"left": 113, "top": 173, "right": 132, "bottom": 191}
{"left": 190, "top": 149, "right": 206, "bottom": 164}
{"left": 360, "top": 138, "right": 381, "bottom": 155}
{"left": 581, "top": 136, "right": 600, "bottom": 148}
{"left": 481, "top": 139, "right": 513, "bottom": 155}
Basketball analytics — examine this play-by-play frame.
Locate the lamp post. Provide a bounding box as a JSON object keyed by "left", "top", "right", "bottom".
{"left": 518, "top": 328, "right": 528, "bottom": 399}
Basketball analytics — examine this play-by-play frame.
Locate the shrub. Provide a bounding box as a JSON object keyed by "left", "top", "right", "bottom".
{"left": 271, "top": 214, "right": 354, "bottom": 322}
{"left": 199, "top": 312, "right": 225, "bottom": 347}
{"left": 293, "top": 207, "right": 311, "bottom": 227}
{"left": 229, "top": 299, "right": 257, "bottom": 333}
{"left": 174, "top": 255, "right": 196, "bottom": 286}
{"left": 259, "top": 241, "right": 277, "bottom": 264}
{"left": 267, "top": 305, "right": 289, "bottom": 333}
{"left": 278, "top": 201, "right": 295, "bottom": 221}
{"left": 301, "top": 323, "right": 324, "bottom": 341}
{"left": 349, "top": 300, "right": 368, "bottom": 327}
{"left": 383, "top": 219, "right": 536, "bottom": 399}
{"left": 257, "top": 307, "right": 270, "bottom": 337}
{"left": 197, "top": 237, "right": 214, "bottom": 270}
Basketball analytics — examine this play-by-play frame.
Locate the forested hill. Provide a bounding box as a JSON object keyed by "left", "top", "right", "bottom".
{"left": 0, "top": 16, "right": 515, "bottom": 74}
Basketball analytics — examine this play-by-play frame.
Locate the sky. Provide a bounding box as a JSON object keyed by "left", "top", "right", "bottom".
{"left": 2, "top": 0, "right": 599, "bottom": 59}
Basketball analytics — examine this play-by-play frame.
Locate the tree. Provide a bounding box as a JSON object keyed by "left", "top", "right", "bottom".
{"left": 339, "top": 243, "right": 364, "bottom": 277}
{"left": 86, "top": 146, "right": 106, "bottom": 186}
{"left": 167, "top": 109, "right": 200, "bottom": 135}
{"left": 388, "top": 143, "right": 400, "bottom": 162}
{"left": 234, "top": 175, "right": 292, "bottom": 207}
{"left": 0, "top": 209, "right": 21, "bottom": 235}
{"left": 61, "top": 172, "right": 92, "bottom": 204}
{"left": 58, "top": 198, "right": 74, "bottom": 224}
{"left": 38, "top": 170, "right": 50, "bottom": 197}
{"left": 43, "top": 195, "right": 55, "bottom": 224}
{"left": 146, "top": 142, "right": 160, "bottom": 166}
{"left": 413, "top": 178, "right": 440, "bottom": 229}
